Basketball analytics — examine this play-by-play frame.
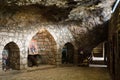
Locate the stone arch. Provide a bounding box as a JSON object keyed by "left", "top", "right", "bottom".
{"left": 27, "top": 28, "right": 57, "bottom": 67}
{"left": 62, "top": 42, "right": 74, "bottom": 64}
{"left": 2, "top": 42, "right": 20, "bottom": 70}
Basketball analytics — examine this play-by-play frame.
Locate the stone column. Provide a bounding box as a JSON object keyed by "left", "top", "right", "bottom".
{"left": 0, "top": 47, "right": 2, "bottom": 69}
{"left": 56, "top": 48, "right": 62, "bottom": 67}
{"left": 20, "top": 50, "right": 28, "bottom": 70}
{"left": 74, "top": 48, "right": 78, "bottom": 65}
{"left": 20, "top": 57, "right": 28, "bottom": 70}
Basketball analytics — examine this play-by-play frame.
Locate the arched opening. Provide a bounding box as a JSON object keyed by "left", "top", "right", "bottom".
{"left": 62, "top": 43, "right": 74, "bottom": 64}
{"left": 2, "top": 42, "right": 20, "bottom": 70}
{"left": 92, "top": 43, "right": 105, "bottom": 60}
{"left": 28, "top": 29, "right": 57, "bottom": 67}
{"left": 89, "top": 42, "right": 107, "bottom": 67}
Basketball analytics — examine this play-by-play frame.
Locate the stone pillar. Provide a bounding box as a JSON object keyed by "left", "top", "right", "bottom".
{"left": 0, "top": 48, "right": 2, "bottom": 69}
{"left": 20, "top": 50, "right": 28, "bottom": 70}
{"left": 74, "top": 48, "right": 78, "bottom": 65}
{"left": 20, "top": 57, "right": 28, "bottom": 70}
{"left": 56, "top": 48, "right": 62, "bottom": 67}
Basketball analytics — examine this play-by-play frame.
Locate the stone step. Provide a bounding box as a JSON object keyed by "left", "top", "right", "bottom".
{"left": 90, "top": 61, "right": 106, "bottom": 65}
{"left": 89, "top": 64, "right": 107, "bottom": 67}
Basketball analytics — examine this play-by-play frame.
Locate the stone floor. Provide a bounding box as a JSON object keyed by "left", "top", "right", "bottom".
{"left": 0, "top": 65, "right": 111, "bottom": 80}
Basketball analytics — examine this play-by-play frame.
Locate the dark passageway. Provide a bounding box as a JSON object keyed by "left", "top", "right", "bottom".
{"left": 2, "top": 42, "right": 20, "bottom": 70}
{"left": 62, "top": 43, "right": 74, "bottom": 64}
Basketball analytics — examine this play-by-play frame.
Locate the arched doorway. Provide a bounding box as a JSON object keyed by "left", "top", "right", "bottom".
{"left": 92, "top": 43, "right": 105, "bottom": 60}
{"left": 2, "top": 42, "right": 20, "bottom": 70}
{"left": 89, "top": 42, "right": 107, "bottom": 67}
{"left": 62, "top": 43, "right": 74, "bottom": 64}
{"left": 28, "top": 29, "right": 57, "bottom": 67}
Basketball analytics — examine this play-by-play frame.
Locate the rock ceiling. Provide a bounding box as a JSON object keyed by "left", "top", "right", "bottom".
{"left": 0, "top": 0, "right": 116, "bottom": 23}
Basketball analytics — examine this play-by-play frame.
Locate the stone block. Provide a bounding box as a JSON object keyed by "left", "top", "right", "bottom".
{"left": 20, "top": 58, "right": 27, "bottom": 65}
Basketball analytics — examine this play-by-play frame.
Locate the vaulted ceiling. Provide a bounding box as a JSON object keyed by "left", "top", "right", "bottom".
{"left": 0, "top": 0, "right": 117, "bottom": 51}
{"left": 0, "top": 0, "right": 116, "bottom": 22}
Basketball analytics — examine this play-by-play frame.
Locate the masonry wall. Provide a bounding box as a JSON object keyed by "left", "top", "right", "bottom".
{"left": 31, "top": 29, "right": 57, "bottom": 64}
{"left": 0, "top": 5, "right": 109, "bottom": 69}
{"left": 109, "top": 3, "right": 120, "bottom": 80}
{"left": 0, "top": 26, "right": 28, "bottom": 69}
{"left": 0, "top": 6, "right": 76, "bottom": 69}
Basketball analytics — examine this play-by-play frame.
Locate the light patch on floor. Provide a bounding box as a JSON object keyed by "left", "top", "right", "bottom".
{"left": 92, "top": 57, "right": 104, "bottom": 61}
{"left": 89, "top": 64, "right": 107, "bottom": 68}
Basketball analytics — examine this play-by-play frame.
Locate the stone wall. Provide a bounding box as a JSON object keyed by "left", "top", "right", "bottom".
{"left": 0, "top": 53, "right": 2, "bottom": 68}
{"left": 109, "top": 2, "right": 120, "bottom": 80}
{"left": 0, "top": 3, "right": 114, "bottom": 69}
{"left": 0, "top": 27, "right": 27, "bottom": 69}
{"left": 31, "top": 29, "right": 57, "bottom": 64}
{"left": 0, "top": 6, "right": 76, "bottom": 69}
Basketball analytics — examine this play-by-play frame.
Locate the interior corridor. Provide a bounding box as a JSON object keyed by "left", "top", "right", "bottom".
{"left": 0, "top": 0, "right": 119, "bottom": 80}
